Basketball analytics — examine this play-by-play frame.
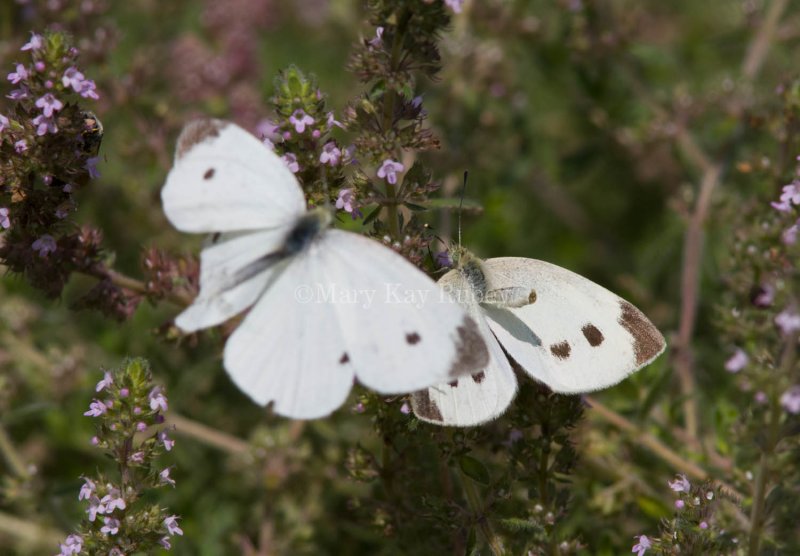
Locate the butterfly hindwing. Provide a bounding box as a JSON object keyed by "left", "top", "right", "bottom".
{"left": 482, "top": 257, "right": 665, "bottom": 393}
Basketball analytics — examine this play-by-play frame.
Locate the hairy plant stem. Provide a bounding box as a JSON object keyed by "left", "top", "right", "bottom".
{"left": 747, "top": 336, "right": 795, "bottom": 555}
{"left": 458, "top": 467, "right": 505, "bottom": 556}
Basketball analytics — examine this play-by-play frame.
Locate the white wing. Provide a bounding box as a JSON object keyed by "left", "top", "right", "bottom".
{"left": 482, "top": 258, "right": 665, "bottom": 393}
{"left": 320, "top": 231, "right": 489, "bottom": 394}
{"left": 175, "top": 228, "right": 291, "bottom": 332}
{"left": 223, "top": 250, "right": 355, "bottom": 419}
{"left": 412, "top": 270, "right": 517, "bottom": 426}
{"left": 222, "top": 231, "right": 489, "bottom": 419}
{"left": 161, "top": 119, "right": 306, "bottom": 233}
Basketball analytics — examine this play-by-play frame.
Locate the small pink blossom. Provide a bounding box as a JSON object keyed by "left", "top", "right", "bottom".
{"left": 335, "top": 188, "right": 359, "bottom": 215}
{"left": 326, "top": 111, "right": 344, "bottom": 129}
{"left": 0, "top": 208, "right": 10, "bottom": 229}
{"left": 86, "top": 156, "right": 100, "bottom": 179}
{"left": 14, "top": 139, "right": 27, "bottom": 153}
{"left": 83, "top": 399, "right": 107, "bottom": 417}
{"left": 159, "top": 430, "right": 175, "bottom": 451}
{"left": 320, "top": 142, "right": 342, "bottom": 166}
{"left": 95, "top": 371, "right": 113, "bottom": 392}
{"left": 57, "top": 534, "right": 82, "bottom": 556}
{"left": 775, "top": 308, "right": 800, "bottom": 336}
{"left": 100, "top": 517, "right": 120, "bottom": 536}
{"left": 631, "top": 535, "right": 651, "bottom": 556}
{"left": 130, "top": 451, "right": 145, "bottom": 464}
{"left": 255, "top": 118, "right": 281, "bottom": 142}
{"left": 79, "top": 79, "right": 99, "bottom": 100}
{"left": 7, "top": 87, "right": 29, "bottom": 100}
{"left": 7, "top": 64, "right": 28, "bottom": 84}
{"left": 148, "top": 386, "right": 168, "bottom": 412}
{"left": 377, "top": 159, "right": 404, "bottom": 185}
{"left": 369, "top": 26, "right": 384, "bottom": 48}
{"left": 32, "top": 114, "right": 57, "bottom": 135}
{"left": 445, "top": 0, "right": 465, "bottom": 13}
{"left": 159, "top": 537, "right": 172, "bottom": 549}
{"left": 755, "top": 391, "right": 768, "bottom": 404}
{"left": 783, "top": 222, "right": 798, "bottom": 245}
{"left": 160, "top": 467, "right": 176, "bottom": 487}
{"left": 164, "top": 515, "right": 183, "bottom": 536}
{"left": 0, "top": 114, "right": 8, "bottom": 132}
{"left": 780, "top": 385, "right": 800, "bottom": 414}
{"left": 400, "top": 402, "right": 411, "bottom": 415}
{"left": 100, "top": 488, "right": 126, "bottom": 512}
{"left": 282, "top": 153, "right": 300, "bottom": 173}
{"left": 772, "top": 183, "right": 800, "bottom": 212}
{"left": 78, "top": 477, "right": 95, "bottom": 501}
{"left": 62, "top": 67, "right": 85, "bottom": 91}
{"left": 21, "top": 33, "right": 43, "bottom": 52}
{"left": 724, "top": 349, "right": 748, "bottom": 373}
{"left": 289, "top": 109, "right": 314, "bottom": 133}
{"left": 35, "top": 93, "right": 63, "bottom": 117}
{"left": 699, "top": 521, "right": 708, "bottom": 530}
{"left": 675, "top": 499, "right": 685, "bottom": 509}
{"left": 87, "top": 496, "right": 105, "bottom": 521}
{"left": 668, "top": 474, "right": 691, "bottom": 493}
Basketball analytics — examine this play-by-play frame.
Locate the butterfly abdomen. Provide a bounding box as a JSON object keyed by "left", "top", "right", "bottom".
{"left": 459, "top": 259, "right": 488, "bottom": 299}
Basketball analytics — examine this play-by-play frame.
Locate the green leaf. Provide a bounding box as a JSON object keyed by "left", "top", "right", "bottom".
{"left": 460, "top": 455, "right": 490, "bottom": 486}
{"left": 425, "top": 198, "right": 483, "bottom": 212}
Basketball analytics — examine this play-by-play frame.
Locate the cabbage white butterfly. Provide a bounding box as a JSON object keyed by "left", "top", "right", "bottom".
{"left": 161, "top": 119, "right": 488, "bottom": 419}
{"left": 412, "top": 246, "right": 666, "bottom": 426}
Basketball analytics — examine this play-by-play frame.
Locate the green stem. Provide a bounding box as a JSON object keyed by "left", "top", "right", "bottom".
{"left": 748, "top": 337, "right": 795, "bottom": 555}
{"left": 0, "top": 424, "right": 30, "bottom": 480}
{"left": 458, "top": 468, "right": 505, "bottom": 556}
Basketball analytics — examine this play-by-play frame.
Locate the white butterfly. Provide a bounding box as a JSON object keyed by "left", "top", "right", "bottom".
{"left": 161, "top": 119, "right": 488, "bottom": 419}
{"left": 412, "top": 247, "right": 666, "bottom": 426}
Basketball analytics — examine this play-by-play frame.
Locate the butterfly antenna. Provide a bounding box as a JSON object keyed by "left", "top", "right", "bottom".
{"left": 458, "top": 171, "right": 468, "bottom": 249}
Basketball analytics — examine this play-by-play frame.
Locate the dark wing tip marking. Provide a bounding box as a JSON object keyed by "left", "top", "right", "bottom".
{"left": 203, "top": 168, "right": 215, "bottom": 180}
{"left": 448, "top": 380, "right": 459, "bottom": 388}
{"left": 471, "top": 371, "right": 486, "bottom": 384}
{"left": 339, "top": 352, "right": 350, "bottom": 364}
{"left": 528, "top": 289, "right": 537, "bottom": 304}
{"left": 176, "top": 119, "right": 227, "bottom": 160}
{"left": 550, "top": 341, "right": 571, "bottom": 360}
{"left": 448, "top": 316, "right": 490, "bottom": 378}
{"left": 412, "top": 390, "right": 443, "bottom": 422}
{"left": 581, "top": 324, "right": 604, "bottom": 347}
{"left": 618, "top": 300, "right": 666, "bottom": 366}
{"left": 406, "top": 332, "right": 421, "bottom": 345}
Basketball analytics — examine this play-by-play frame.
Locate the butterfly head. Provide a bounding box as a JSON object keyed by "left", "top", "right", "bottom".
{"left": 283, "top": 208, "right": 332, "bottom": 255}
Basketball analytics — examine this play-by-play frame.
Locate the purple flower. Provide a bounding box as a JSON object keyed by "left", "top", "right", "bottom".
{"left": 282, "top": 153, "right": 300, "bottom": 173}
{"left": 724, "top": 349, "right": 748, "bottom": 373}
{"left": 752, "top": 284, "right": 774, "bottom": 308}
{"left": 675, "top": 499, "right": 685, "bottom": 509}
{"left": 775, "top": 308, "right": 800, "bottom": 336}
{"left": 34, "top": 61, "right": 45, "bottom": 72}
{"left": 0, "top": 114, "right": 8, "bottom": 132}
{"left": 335, "top": 189, "right": 357, "bottom": 213}
{"left": 0, "top": 208, "right": 10, "bottom": 229}
{"left": 86, "top": 156, "right": 100, "bottom": 179}
{"left": 160, "top": 467, "right": 176, "bottom": 487}
{"left": 130, "top": 451, "right": 145, "bottom": 464}
{"left": 771, "top": 183, "right": 800, "bottom": 212}
{"left": 353, "top": 402, "right": 365, "bottom": 413}
{"left": 90, "top": 436, "right": 100, "bottom": 446}
{"left": 35, "top": 93, "right": 63, "bottom": 117}
{"left": 57, "top": 534, "right": 82, "bottom": 556}
{"left": 100, "top": 489, "right": 126, "bottom": 512}
{"left": 369, "top": 26, "right": 384, "bottom": 48}
{"left": 699, "top": 521, "right": 709, "bottom": 530}
{"left": 95, "top": 371, "right": 113, "bottom": 392}
{"left": 326, "top": 111, "right": 344, "bottom": 129}
{"left": 83, "top": 399, "right": 107, "bottom": 417}
{"left": 32, "top": 234, "right": 57, "bottom": 257}
{"left": 289, "top": 109, "right": 314, "bottom": 133}
{"left": 7, "top": 87, "right": 29, "bottom": 100}
{"left": 400, "top": 402, "right": 411, "bottom": 414}
{"left": 119, "top": 388, "right": 129, "bottom": 398}
{"left": 445, "top": 0, "right": 464, "bottom": 13}
{"left": 136, "top": 421, "right": 147, "bottom": 432}
{"left": 377, "top": 159, "right": 404, "bottom": 185}
{"left": 783, "top": 222, "right": 798, "bottom": 245}
{"left": 320, "top": 142, "right": 342, "bottom": 166}
{"left": 631, "top": 535, "right": 651, "bottom": 555}
{"left": 754, "top": 391, "right": 768, "bottom": 404}
{"left": 14, "top": 139, "right": 27, "bottom": 153}
{"left": 7, "top": 64, "right": 28, "bottom": 84}
{"left": 78, "top": 477, "right": 95, "bottom": 501}
{"left": 21, "top": 33, "right": 43, "bottom": 52}
{"left": 79, "top": 79, "right": 99, "bottom": 100}
{"left": 668, "top": 474, "right": 691, "bottom": 493}
{"left": 159, "top": 430, "right": 175, "bottom": 451}
{"left": 148, "top": 386, "right": 168, "bottom": 412}
{"left": 780, "top": 385, "right": 800, "bottom": 414}
{"left": 159, "top": 537, "right": 172, "bottom": 549}
{"left": 100, "top": 517, "right": 120, "bottom": 536}
{"left": 255, "top": 118, "right": 281, "bottom": 142}
{"left": 86, "top": 496, "right": 105, "bottom": 521}
{"left": 62, "top": 67, "right": 85, "bottom": 91}
{"left": 435, "top": 251, "right": 453, "bottom": 268}
{"left": 164, "top": 515, "right": 183, "bottom": 536}
{"left": 32, "top": 114, "right": 57, "bottom": 136}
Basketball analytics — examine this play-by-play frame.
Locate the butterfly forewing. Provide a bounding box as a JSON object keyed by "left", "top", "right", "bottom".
{"left": 161, "top": 119, "right": 306, "bottom": 233}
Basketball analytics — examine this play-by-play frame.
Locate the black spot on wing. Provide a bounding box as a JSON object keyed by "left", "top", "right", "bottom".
{"left": 406, "top": 332, "right": 421, "bottom": 345}
{"left": 203, "top": 168, "right": 215, "bottom": 180}
{"left": 339, "top": 353, "right": 349, "bottom": 364}
{"left": 175, "top": 119, "right": 226, "bottom": 159}
{"left": 471, "top": 371, "right": 486, "bottom": 384}
{"left": 581, "top": 324, "right": 604, "bottom": 347}
{"left": 550, "top": 341, "right": 571, "bottom": 360}
{"left": 448, "top": 380, "right": 459, "bottom": 388}
{"left": 448, "top": 316, "right": 489, "bottom": 378}
{"left": 412, "top": 390, "right": 443, "bottom": 422}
